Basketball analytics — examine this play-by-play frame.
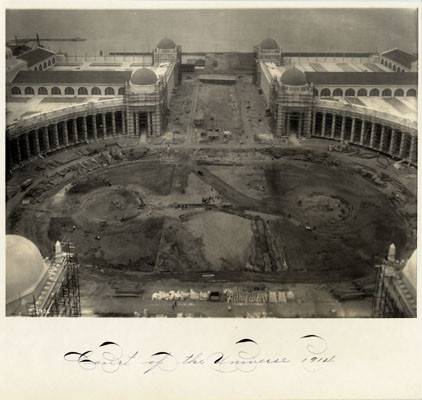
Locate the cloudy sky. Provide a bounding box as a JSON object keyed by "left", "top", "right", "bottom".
{"left": 6, "top": 8, "right": 418, "bottom": 55}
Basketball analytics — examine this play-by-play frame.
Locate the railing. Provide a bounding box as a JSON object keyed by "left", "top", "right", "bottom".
{"left": 315, "top": 99, "right": 417, "bottom": 131}
{"left": 7, "top": 98, "right": 124, "bottom": 132}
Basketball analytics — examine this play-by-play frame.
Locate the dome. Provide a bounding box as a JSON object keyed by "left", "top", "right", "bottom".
{"left": 157, "top": 37, "right": 176, "bottom": 50}
{"left": 260, "top": 38, "right": 279, "bottom": 50}
{"left": 130, "top": 68, "right": 158, "bottom": 86}
{"left": 401, "top": 250, "right": 416, "bottom": 295}
{"left": 6, "top": 235, "right": 48, "bottom": 304}
{"left": 280, "top": 68, "right": 308, "bottom": 86}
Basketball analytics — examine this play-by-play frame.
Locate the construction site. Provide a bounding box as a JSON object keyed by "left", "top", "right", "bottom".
{"left": 6, "top": 131, "right": 417, "bottom": 317}
{"left": 5, "top": 31, "right": 417, "bottom": 318}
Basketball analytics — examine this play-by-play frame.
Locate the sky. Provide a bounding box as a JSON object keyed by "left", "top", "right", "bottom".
{"left": 6, "top": 8, "right": 419, "bottom": 55}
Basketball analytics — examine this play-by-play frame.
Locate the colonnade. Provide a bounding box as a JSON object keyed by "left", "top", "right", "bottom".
{"left": 311, "top": 110, "right": 417, "bottom": 164}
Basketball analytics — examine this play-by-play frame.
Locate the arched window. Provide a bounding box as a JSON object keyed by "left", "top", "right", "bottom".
{"left": 48, "top": 59, "right": 51, "bottom": 66}
{"left": 118, "top": 87, "right": 125, "bottom": 95}
{"left": 345, "top": 88, "right": 355, "bottom": 97}
{"left": 392, "top": 65, "right": 397, "bottom": 71}
{"left": 394, "top": 88, "right": 404, "bottom": 97}
{"left": 313, "top": 88, "right": 318, "bottom": 96}
{"left": 333, "top": 88, "right": 343, "bottom": 97}
{"left": 78, "top": 87, "right": 88, "bottom": 95}
{"left": 38, "top": 87, "right": 48, "bottom": 95}
{"left": 51, "top": 87, "right": 61, "bottom": 95}
{"left": 105, "top": 87, "right": 115, "bottom": 95}
{"left": 24, "top": 87, "right": 34, "bottom": 95}
{"left": 11, "top": 87, "right": 21, "bottom": 95}
{"left": 91, "top": 87, "right": 101, "bottom": 95}
{"left": 388, "top": 62, "right": 392, "bottom": 69}
{"left": 65, "top": 87, "right": 75, "bottom": 95}
{"left": 44, "top": 62, "right": 47, "bottom": 69}
{"left": 357, "top": 88, "right": 367, "bottom": 97}
{"left": 320, "top": 88, "right": 331, "bottom": 97}
{"left": 381, "top": 59, "right": 384, "bottom": 65}
{"left": 382, "top": 88, "right": 392, "bottom": 97}
{"left": 407, "top": 89, "right": 417, "bottom": 97}
{"left": 39, "top": 65, "right": 43, "bottom": 71}
{"left": 34, "top": 66, "right": 38, "bottom": 71}
{"left": 369, "top": 88, "right": 380, "bottom": 96}
{"left": 52, "top": 57, "right": 55, "bottom": 63}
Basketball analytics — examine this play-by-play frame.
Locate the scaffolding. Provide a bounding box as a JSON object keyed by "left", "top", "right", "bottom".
{"left": 124, "top": 79, "right": 168, "bottom": 135}
{"left": 372, "top": 260, "right": 416, "bottom": 318}
{"left": 29, "top": 241, "right": 81, "bottom": 317}
{"left": 270, "top": 80, "right": 313, "bottom": 137}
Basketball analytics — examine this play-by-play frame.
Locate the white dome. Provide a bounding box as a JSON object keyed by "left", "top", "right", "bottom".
{"left": 6, "top": 235, "right": 48, "bottom": 304}
{"left": 401, "top": 250, "right": 417, "bottom": 295}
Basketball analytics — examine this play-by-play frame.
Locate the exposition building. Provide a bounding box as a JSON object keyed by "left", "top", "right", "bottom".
{"left": 6, "top": 36, "right": 418, "bottom": 170}
{"left": 254, "top": 39, "right": 418, "bottom": 165}
{"left": 6, "top": 37, "right": 181, "bottom": 172}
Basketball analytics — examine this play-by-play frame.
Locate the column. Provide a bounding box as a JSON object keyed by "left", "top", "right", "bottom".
{"left": 304, "top": 110, "right": 312, "bottom": 138}
{"left": 92, "top": 115, "right": 98, "bottom": 140}
{"left": 126, "top": 110, "right": 133, "bottom": 136}
{"left": 311, "top": 112, "right": 317, "bottom": 136}
{"left": 102, "top": 113, "right": 107, "bottom": 138}
{"left": 122, "top": 111, "right": 127, "bottom": 135}
{"left": 297, "top": 113, "right": 302, "bottom": 137}
{"left": 147, "top": 112, "right": 153, "bottom": 135}
{"left": 24, "top": 133, "right": 31, "bottom": 159}
{"left": 73, "top": 119, "right": 78, "bottom": 143}
{"left": 409, "top": 135, "right": 416, "bottom": 162}
{"left": 369, "top": 122, "right": 376, "bottom": 149}
{"left": 111, "top": 111, "right": 116, "bottom": 136}
{"left": 34, "top": 131, "right": 41, "bottom": 155}
{"left": 340, "top": 115, "right": 346, "bottom": 141}
{"left": 379, "top": 125, "right": 386, "bottom": 152}
{"left": 134, "top": 113, "right": 139, "bottom": 136}
{"left": 152, "top": 111, "right": 161, "bottom": 135}
{"left": 331, "top": 115, "right": 336, "bottom": 138}
{"left": 321, "top": 112, "right": 326, "bottom": 137}
{"left": 82, "top": 116, "right": 88, "bottom": 142}
{"left": 399, "top": 133, "right": 407, "bottom": 158}
{"left": 389, "top": 129, "right": 396, "bottom": 156}
{"left": 54, "top": 124, "right": 59, "bottom": 148}
{"left": 360, "top": 120, "right": 365, "bottom": 146}
{"left": 44, "top": 127, "right": 50, "bottom": 152}
{"left": 286, "top": 114, "right": 290, "bottom": 136}
{"left": 63, "top": 121, "right": 69, "bottom": 147}
{"left": 350, "top": 117, "right": 356, "bottom": 143}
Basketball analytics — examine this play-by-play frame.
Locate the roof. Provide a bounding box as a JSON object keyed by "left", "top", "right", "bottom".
{"left": 281, "top": 68, "right": 307, "bottom": 86}
{"left": 157, "top": 37, "right": 176, "bottom": 50}
{"left": 6, "top": 235, "right": 48, "bottom": 304}
{"left": 130, "top": 68, "right": 157, "bottom": 85}
{"left": 382, "top": 49, "right": 418, "bottom": 69}
{"left": 12, "top": 70, "right": 132, "bottom": 85}
{"left": 17, "top": 47, "right": 55, "bottom": 67}
{"left": 304, "top": 71, "right": 418, "bottom": 86}
{"left": 283, "top": 52, "right": 373, "bottom": 58}
{"left": 260, "top": 38, "right": 279, "bottom": 50}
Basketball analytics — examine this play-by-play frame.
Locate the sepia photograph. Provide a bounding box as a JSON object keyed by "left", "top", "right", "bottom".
{"left": 4, "top": 6, "right": 418, "bottom": 319}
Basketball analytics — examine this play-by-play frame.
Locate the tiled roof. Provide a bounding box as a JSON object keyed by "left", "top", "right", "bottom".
{"left": 17, "top": 48, "right": 56, "bottom": 67}
{"left": 284, "top": 52, "right": 373, "bottom": 58}
{"left": 12, "top": 70, "right": 132, "bottom": 85}
{"left": 382, "top": 49, "right": 418, "bottom": 69}
{"left": 305, "top": 72, "right": 417, "bottom": 86}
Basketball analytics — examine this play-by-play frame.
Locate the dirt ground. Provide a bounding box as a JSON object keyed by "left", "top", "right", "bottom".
{"left": 6, "top": 143, "right": 416, "bottom": 317}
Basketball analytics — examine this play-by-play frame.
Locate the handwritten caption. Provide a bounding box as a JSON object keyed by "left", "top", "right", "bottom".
{"left": 64, "top": 335, "right": 335, "bottom": 374}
